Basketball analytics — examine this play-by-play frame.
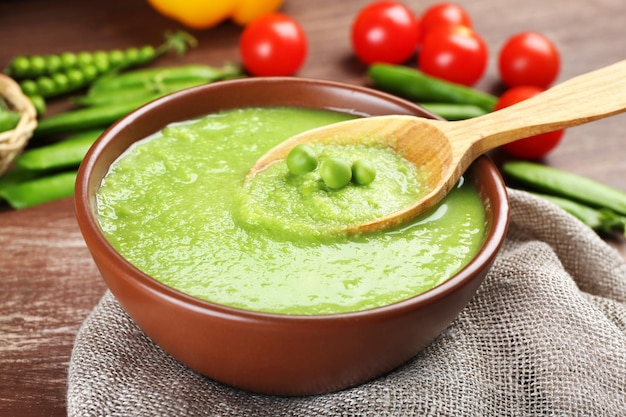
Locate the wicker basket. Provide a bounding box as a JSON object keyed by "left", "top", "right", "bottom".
{"left": 0, "top": 73, "right": 37, "bottom": 175}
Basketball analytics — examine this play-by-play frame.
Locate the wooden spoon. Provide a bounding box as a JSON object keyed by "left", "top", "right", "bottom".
{"left": 247, "top": 59, "right": 626, "bottom": 235}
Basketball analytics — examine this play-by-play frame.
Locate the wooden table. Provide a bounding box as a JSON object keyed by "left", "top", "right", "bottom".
{"left": 1, "top": 0, "right": 624, "bottom": 415}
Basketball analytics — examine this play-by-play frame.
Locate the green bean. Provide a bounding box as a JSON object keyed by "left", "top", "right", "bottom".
{"left": 0, "top": 170, "right": 77, "bottom": 209}
{"left": 33, "top": 96, "right": 156, "bottom": 138}
{"left": 419, "top": 102, "right": 488, "bottom": 120}
{"left": 502, "top": 161, "right": 626, "bottom": 216}
{"left": 88, "top": 63, "right": 241, "bottom": 93}
{"left": 15, "top": 129, "right": 104, "bottom": 170}
{"left": 532, "top": 192, "right": 626, "bottom": 235}
{"left": 4, "top": 30, "right": 197, "bottom": 79}
{"left": 368, "top": 64, "right": 497, "bottom": 112}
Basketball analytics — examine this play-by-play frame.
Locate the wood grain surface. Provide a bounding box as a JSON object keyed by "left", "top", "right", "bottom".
{"left": 1, "top": 0, "right": 625, "bottom": 415}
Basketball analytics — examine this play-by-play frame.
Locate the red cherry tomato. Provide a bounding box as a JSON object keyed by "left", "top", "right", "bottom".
{"left": 499, "top": 31, "right": 560, "bottom": 88}
{"left": 495, "top": 86, "right": 564, "bottom": 159}
{"left": 418, "top": 25, "right": 488, "bottom": 86}
{"left": 239, "top": 13, "right": 308, "bottom": 76}
{"left": 351, "top": 1, "right": 420, "bottom": 65}
{"left": 419, "top": 2, "right": 472, "bottom": 41}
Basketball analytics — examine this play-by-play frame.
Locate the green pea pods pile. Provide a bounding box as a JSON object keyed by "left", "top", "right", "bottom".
{"left": 0, "top": 61, "right": 241, "bottom": 209}
{"left": 1, "top": 29, "right": 244, "bottom": 209}
{"left": 368, "top": 63, "right": 498, "bottom": 120}
{"left": 0, "top": 129, "right": 103, "bottom": 209}
{"left": 503, "top": 161, "right": 626, "bottom": 236}
{"left": 6, "top": 31, "right": 197, "bottom": 105}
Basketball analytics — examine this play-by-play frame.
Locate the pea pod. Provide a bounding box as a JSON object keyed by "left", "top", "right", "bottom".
{"left": 15, "top": 129, "right": 104, "bottom": 170}
{"left": 88, "top": 63, "right": 241, "bottom": 93}
{"left": 74, "top": 78, "right": 209, "bottom": 107}
{"left": 419, "top": 102, "right": 488, "bottom": 120}
{"left": 5, "top": 30, "right": 197, "bottom": 80}
{"left": 503, "top": 161, "right": 626, "bottom": 216}
{"left": 20, "top": 64, "right": 102, "bottom": 98}
{"left": 368, "top": 64, "right": 497, "bottom": 112}
{"left": 34, "top": 64, "right": 242, "bottom": 138}
{"left": 33, "top": 96, "right": 157, "bottom": 137}
{"left": 0, "top": 170, "right": 77, "bottom": 209}
{"left": 0, "top": 165, "right": 40, "bottom": 194}
{"left": 532, "top": 192, "right": 626, "bottom": 235}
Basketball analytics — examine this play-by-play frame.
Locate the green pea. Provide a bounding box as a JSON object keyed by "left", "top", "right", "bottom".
{"left": 45, "top": 54, "right": 62, "bottom": 73}
{"left": 66, "top": 68, "right": 85, "bottom": 88}
{"left": 108, "top": 49, "right": 125, "bottom": 68}
{"left": 28, "top": 95, "right": 46, "bottom": 116}
{"left": 36, "top": 76, "right": 56, "bottom": 96}
{"left": 60, "top": 52, "right": 78, "bottom": 69}
{"left": 20, "top": 79, "right": 38, "bottom": 96}
{"left": 29, "top": 55, "right": 46, "bottom": 75}
{"left": 77, "top": 51, "right": 94, "bottom": 66}
{"left": 320, "top": 157, "right": 352, "bottom": 189}
{"left": 286, "top": 144, "right": 318, "bottom": 175}
{"left": 93, "top": 58, "right": 110, "bottom": 74}
{"left": 136, "top": 46, "right": 156, "bottom": 64}
{"left": 93, "top": 50, "right": 107, "bottom": 61}
{"left": 91, "top": 51, "right": 107, "bottom": 70}
{"left": 82, "top": 64, "right": 100, "bottom": 82}
{"left": 351, "top": 159, "right": 376, "bottom": 185}
{"left": 52, "top": 72, "right": 70, "bottom": 93}
{"left": 124, "top": 47, "right": 140, "bottom": 64}
{"left": 10, "top": 56, "right": 31, "bottom": 76}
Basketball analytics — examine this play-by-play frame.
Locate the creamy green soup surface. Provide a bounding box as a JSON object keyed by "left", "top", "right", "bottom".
{"left": 236, "top": 142, "right": 424, "bottom": 239}
{"left": 96, "top": 107, "right": 487, "bottom": 315}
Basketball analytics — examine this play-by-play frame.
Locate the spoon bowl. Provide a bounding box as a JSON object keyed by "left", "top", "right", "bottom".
{"left": 248, "top": 59, "right": 626, "bottom": 234}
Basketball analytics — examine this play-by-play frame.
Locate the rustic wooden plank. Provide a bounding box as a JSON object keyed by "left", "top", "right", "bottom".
{"left": 0, "top": 198, "right": 106, "bottom": 416}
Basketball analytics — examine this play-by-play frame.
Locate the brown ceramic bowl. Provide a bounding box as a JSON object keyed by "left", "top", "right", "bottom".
{"left": 75, "top": 77, "right": 509, "bottom": 396}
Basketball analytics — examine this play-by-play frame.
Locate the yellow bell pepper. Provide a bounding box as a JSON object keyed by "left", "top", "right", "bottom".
{"left": 147, "top": 0, "right": 285, "bottom": 29}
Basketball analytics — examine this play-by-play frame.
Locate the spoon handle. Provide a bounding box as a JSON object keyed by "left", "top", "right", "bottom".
{"left": 445, "top": 59, "right": 626, "bottom": 161}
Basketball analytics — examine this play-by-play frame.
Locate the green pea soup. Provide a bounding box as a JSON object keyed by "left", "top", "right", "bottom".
{"left": 96, "top": 107, "right": 487, "bottom": 315}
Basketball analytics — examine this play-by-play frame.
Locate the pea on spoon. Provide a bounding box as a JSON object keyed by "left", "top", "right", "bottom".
{"left": 247, "top": 59, "right": 626, "bottom": 235}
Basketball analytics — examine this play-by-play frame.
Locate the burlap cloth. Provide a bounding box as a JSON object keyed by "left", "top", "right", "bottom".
{"left": 67, "top": 189, "right": 626, "bottom": 416}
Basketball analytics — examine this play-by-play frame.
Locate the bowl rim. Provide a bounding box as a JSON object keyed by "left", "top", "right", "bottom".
{"left": 75, "top": 76, "right": 510, "bottom": 325}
